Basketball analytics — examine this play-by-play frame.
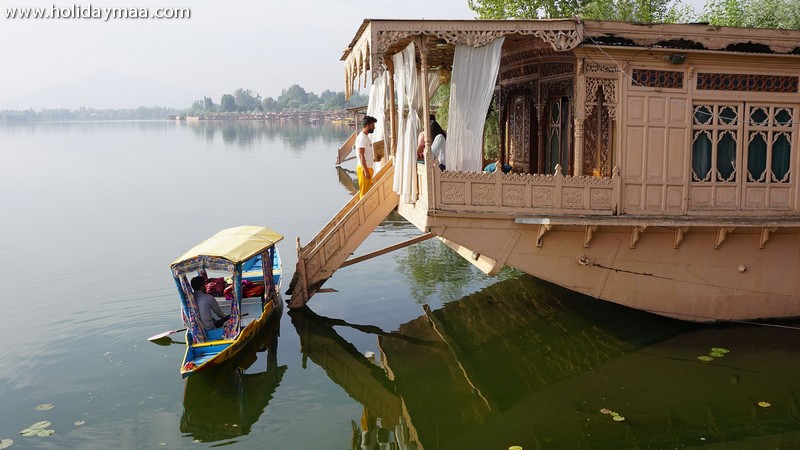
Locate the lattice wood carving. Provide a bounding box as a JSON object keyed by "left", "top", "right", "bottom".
{"left": 585, "top": 78, "right": 617, "bottom": 119}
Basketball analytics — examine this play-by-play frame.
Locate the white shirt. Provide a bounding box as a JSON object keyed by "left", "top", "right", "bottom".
{"left": 355, "top": 131, "right": 374, "bottom": 168}
{"left": 431, "top": 134, "right": 446, "bottom": 166}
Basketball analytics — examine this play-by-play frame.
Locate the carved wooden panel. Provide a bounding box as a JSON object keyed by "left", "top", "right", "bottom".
{"left": 508, "top": 94, "right": 532, "bottom": 174}
{"left": 441, "top": 182, "right": 466, "bottom": 204}
{"left": 472, "top": 183, "right": 496, "bottom": 205}
{"left": 697, "top": 73, "right": 799, "bottom": 93}
{"left": 632, "top": 69, "right": 684, "bottom": 89}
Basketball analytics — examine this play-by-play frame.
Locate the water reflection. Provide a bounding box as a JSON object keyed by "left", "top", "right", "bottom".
{"left": 183, "top": 120, "right": 352, "bottom": 151}
{"left": 181, "top": 306, "right": 286, "bottom": 443}
{"left": 291, "top": 275, "right": 800, "bottom": 449}
{"left": 336, "top": 166, "right": 358, "bottom": 195}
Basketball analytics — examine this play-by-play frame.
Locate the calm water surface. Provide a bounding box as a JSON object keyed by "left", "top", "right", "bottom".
{"left": 1, "top": 121, "right": 800, "bottom": 449}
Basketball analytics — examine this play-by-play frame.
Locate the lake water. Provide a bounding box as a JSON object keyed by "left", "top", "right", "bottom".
{"left": 1, "top": 120, "right": 800, "bottom": 449}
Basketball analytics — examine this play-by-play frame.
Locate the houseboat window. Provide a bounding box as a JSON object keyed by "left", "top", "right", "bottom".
{"left": 693, "top": 103, "right": 793, "bottom": 185}
{"left": 692, "top": 104, "right": 739, "bottom": 183}
{"left": 745, "top": 105, "right": 793, "bottom": 183}
{"left": 546, "top": 100, "right": 561, "bottom": 174}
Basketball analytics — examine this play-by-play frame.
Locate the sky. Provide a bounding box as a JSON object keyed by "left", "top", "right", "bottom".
{"left": 0, "top": 0, "right": 476, "bottom": 109}
{"left": 0, "top": 0, "right": 708, "bottom": 109}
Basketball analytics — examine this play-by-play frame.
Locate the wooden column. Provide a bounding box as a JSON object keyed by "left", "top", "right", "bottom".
{"left": 574, "top": 59, "right": 586, "bottom": 176}
{"left": 385, "top": 57, "right": 398, "bottom": 158}
{"left": 418, "top": 36, "right": 435, "bottom": 207}
{"left": 418, "top": 37, "right": 432, "bottom": 154}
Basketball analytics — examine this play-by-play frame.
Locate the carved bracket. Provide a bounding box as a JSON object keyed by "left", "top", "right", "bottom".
{"left": 537, "top": 224, "right": 552, "bottom": 248}
{"left": 760, "top": 227, "right": 778, "bottom": 249}
{"left": 715, "top": 227, "right": 736, "bottom": 249}
{"left": 584, "top": 225, "right": 598, "bottom": 248}
{"left": 630, "top": 225, "right": 647, "bottom": 249}
{"left": 673, "top": 226, "right": 690, "bottom": 249}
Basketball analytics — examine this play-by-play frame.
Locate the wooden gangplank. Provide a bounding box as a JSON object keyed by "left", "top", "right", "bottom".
{"left": 287, "top": 159, "right": 399, "bottom": 308}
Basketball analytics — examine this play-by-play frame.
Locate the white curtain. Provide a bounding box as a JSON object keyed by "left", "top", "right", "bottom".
{"left": 447, "top": 37, "right": 505, "bottom": 172}
{"left": 392, "top": 42, "right": 420, "bottom": 204}
{"left": 366, "top": 72, "right": 387, "bottom": 143}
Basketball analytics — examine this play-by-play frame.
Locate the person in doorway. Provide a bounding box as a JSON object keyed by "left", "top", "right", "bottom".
{"left": 417, "top": 114, "right": 445, "bottom": 159}
{"left": 356, "top": 115, "right": 378, "bottom": 199}
{"left": 430, "top": 120, "right": 447, "bottom": 171}
{"left": 191, "top": 276, "right": 230, "bottom": 330}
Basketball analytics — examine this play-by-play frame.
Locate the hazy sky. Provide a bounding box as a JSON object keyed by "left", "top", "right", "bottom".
{"left": 1, "top": 0, "right": 708, "bottom": 109}
{"left": 1, "top": 0, "right": 475, "bottom": 108}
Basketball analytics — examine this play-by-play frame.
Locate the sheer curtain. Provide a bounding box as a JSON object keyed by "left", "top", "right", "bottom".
{"left": 447, "top": 37, "right": 505, "bottom": 172}
{"left": 392, "top": 42, "right": 420, "bottom": 204}
{"left": 366, "top": 72, "right": 387, "bottom": 144}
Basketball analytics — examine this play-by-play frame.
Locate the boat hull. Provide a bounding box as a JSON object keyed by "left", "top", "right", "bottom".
{"left": 422, "top": 215, "right": 800, "bottom": 322}
{"left": 180, "top": 300, "right": 277, "bottom": 378}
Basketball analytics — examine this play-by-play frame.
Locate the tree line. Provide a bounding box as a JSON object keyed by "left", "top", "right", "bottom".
{"left": 468, "top": 0, "right": 800, "bottom": 28}
{"left": 186, "top": 85, "right": 369, "bottom": 116}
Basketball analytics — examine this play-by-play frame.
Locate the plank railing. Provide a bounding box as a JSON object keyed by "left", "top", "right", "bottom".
{"left": 336, "top": 130, "right": 357, "bottom": 164}
{"left": 287, "top": 159, "right": 399, "bottom": 308}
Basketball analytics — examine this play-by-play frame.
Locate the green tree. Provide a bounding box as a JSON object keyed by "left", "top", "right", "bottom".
{"left": 203, "top": 96, "right": 214, "bottom": 111}
{"left": 580, "top": 0, "right": 694, "bottom": 22}
{"left": 234, "top": 88, "right": 262, "bottom": 112}
{"left": 262, "top": 96, "right": 277, "bottom": 112}
{"left": 469, "top": 0, "right": 693, "bottom": 22}
{"left": 220, "top": 94, "right": 236, "bottom": 112}
{"left": 468, "top": 0, "right": 588, "bottom": 19}
{"left": 700, "top": 0, "right": 800, "bottom": 28}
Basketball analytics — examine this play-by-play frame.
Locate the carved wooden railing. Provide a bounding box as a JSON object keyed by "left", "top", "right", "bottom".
{"left": 287, "top": 159, "right": 399, "bottom": 308}
{"left": 432, "top": 165, "right": 620, "bottom": 215}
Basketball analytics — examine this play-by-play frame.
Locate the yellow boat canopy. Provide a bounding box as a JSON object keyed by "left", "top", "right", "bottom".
{"left": 171, "top": 225, "right": 284, "bottom": 267}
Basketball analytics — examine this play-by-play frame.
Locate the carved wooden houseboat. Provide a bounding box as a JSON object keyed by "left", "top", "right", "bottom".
{"left": 287, "top": 19, "right": 800, "bottom": 322}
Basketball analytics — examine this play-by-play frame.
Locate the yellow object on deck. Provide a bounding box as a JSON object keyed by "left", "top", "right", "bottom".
{"left": 172, "top": 225, "right": 283, "bottom": 265}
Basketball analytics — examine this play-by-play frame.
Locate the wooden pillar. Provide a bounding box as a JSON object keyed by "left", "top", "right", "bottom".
{"left": 574, "top": 59, "right": 586, "bottom": 176}
{"left": 385, "top": 57, "right": 398, "bottom": 158}
{"left": 418, "top": 36, "right": 435, "bottom": 207}
{"left": 418, "top": 37, "right": 432, "bottom": 154}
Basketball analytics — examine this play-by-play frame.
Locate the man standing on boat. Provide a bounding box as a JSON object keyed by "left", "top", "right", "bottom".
{"left": 356, "top": 115, "right": 377, "bottom": 198}
{"left": 191, "top": 276, "right": 230, "bottom": 330}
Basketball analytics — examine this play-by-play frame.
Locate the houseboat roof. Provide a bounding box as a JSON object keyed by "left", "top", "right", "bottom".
{"left": 341, "top": 19, "right": 800, "bottom": 97}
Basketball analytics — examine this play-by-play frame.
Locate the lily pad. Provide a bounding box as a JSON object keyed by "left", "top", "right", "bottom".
{"left": 34, "top": 403, "right": 54, "bottom": 411}
{"left": 698, "top": 355, "right": 714, "bottom": 362}
{"left": 29, "top": 421, "right": 51, "bottom": 430}
{"left": 612, "top": 415, "right": 626, "bottom": 422}
{"left": 758, "top": 401, "right": 771, "bottom": 408}
{"left": 711, "top": 347, "right": 730, "bottom": 354}
{"left": 74, "top": 420, "right": 85, "bottom": 426}
{"left": 36, "top": 430, "right": 54, "bottom": 437}
{"left": 18, "top": 429, "right": 38, "bottom": 437}
{"left": 709, "top": 351, "right": 726, "bottom": 358}
{"left": 0, "top": 438, "right": 13, "bottom": 449}
{"left": 600, "top": 408, "right": 612, "bottom": 415}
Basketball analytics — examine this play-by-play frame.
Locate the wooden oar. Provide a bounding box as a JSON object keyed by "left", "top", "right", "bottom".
{"left": 147, "top": 313, "right": 249, "bottom": 342}
{"left": 148, "top": 328, "right": 186, "bottom": 342}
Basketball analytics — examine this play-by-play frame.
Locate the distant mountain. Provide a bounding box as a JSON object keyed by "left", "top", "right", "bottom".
{"left": 0, "top": 71, "right": 200, "bottom": 110}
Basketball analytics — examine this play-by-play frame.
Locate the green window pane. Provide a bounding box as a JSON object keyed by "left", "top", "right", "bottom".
{"left": 775, "top": 108, "right": 793, "bottom": 126}
{"left": 750, "top": 107, "right": 768, "bottom": 125}
{"left": 719, "top": 106, "right": 737, "bottom": 125}
{"left": 748, "top": 133, "right": 767, "bottom": 182}
{"left": 717, "top": 132, "right": 737, "bottom": 181}
{"left": 772, "top": 134, "right": 791, "bottom": 182}
{"left": 692, "top": 132, "right": 712, "bottom": 181}
{"left": 694, "top": 106, "right": 712, "bottom": 125}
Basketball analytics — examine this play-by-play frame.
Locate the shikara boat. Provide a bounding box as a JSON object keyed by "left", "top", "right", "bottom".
{"left": 170, "top": 225, "right": 283, "bottom": 378}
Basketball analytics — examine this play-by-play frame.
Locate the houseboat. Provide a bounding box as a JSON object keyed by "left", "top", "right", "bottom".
{"left": 287, "top": 19, "right": 800, "bottom": 322}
